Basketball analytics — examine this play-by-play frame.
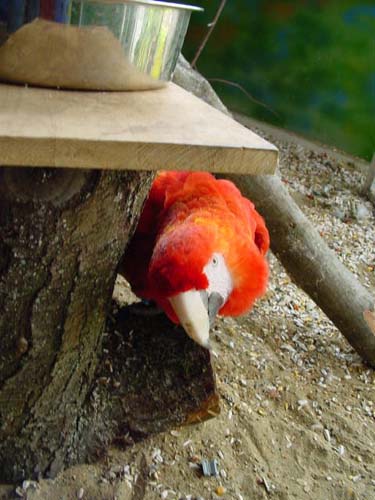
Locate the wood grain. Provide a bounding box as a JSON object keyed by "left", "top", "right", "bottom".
{"left": 0, "top": 82, "right": 278, "bottom": 174}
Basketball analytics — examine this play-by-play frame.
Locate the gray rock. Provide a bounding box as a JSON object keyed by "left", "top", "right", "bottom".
{"left": 354, "top": 202, "right": 372, "bottom": 221}
{"left": 173, "top": 55, "right": 229, "bottom": 115}
{"left": 332, "top": 208, "right": 346, "bottom": 221}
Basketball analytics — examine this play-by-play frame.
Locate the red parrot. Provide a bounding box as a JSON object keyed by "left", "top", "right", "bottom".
{"left": 120, "top": 171, "right": 269, "bottom": 348}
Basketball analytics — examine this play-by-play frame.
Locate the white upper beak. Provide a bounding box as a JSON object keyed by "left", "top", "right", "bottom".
{"left": 169, "top": 290, "right": 210, "bottom": 349}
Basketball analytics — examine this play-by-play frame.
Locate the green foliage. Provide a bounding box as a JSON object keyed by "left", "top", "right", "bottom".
{"left": 185, "top": 1, "right": 375, "bottom": 160}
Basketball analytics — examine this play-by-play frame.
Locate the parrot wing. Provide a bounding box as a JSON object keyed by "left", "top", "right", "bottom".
{"left": 120, "top": 171, "right": 190, "bottom": 297}
{"left": 216, "top": 178, "right": 270, "bottom": 256}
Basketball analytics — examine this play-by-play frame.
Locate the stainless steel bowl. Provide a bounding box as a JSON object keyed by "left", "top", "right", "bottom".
{"left": 0, "top": 0, "right": 202, "bottom": 90}
{"left": 71, "top": 0, "right": 203, "bottom": 81}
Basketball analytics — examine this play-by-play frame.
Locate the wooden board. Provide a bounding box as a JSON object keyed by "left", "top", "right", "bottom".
{"left": 0, "top": 82, "right": 278, "bottom": 174}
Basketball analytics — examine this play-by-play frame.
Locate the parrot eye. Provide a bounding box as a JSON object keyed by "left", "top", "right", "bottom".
{"left": 203, "top": 252, "right": 233, "bottom": 310}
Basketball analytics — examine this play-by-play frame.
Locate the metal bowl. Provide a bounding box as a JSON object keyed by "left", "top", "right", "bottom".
{"left": 0, "top": 0, "right": 202, "bottom": 90}
{"left": 71, "top": 0, "right": 202, "bottom": 81}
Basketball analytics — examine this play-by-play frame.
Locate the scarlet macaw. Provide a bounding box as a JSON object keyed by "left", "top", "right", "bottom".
{"left": 120, "top": 171, "right": 269, "bottom": 348}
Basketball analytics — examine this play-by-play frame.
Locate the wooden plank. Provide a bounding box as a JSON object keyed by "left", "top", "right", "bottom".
{"left": 0, "top": 83, "right": 278, "bottom": 174}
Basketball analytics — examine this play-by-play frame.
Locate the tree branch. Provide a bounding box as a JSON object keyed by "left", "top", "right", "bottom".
{"left": 191, "top": 0, "right": 227, "bottom": 69}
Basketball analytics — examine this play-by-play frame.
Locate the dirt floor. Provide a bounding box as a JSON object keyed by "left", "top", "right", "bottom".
{"left": 1, "top": 122, "right": 374, "bottom": 500}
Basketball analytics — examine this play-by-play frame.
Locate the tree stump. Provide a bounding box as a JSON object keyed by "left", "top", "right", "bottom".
{"left": 95, "top": 304, "right": 219, "bottom": 447}
{"left": 0, "top": 167, "right": 153, "bottom": 481}
{"left": 0, "top": 166, "right": 219, "bottom": 482}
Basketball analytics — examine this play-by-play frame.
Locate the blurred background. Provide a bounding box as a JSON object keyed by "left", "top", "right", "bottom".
{"left": 183, "top": 0, "right": 375, "bottom": 161}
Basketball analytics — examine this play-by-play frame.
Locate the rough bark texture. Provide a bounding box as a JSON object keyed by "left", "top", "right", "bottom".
{"left": 174, "top": 56, "right": 375, "bottom": 367}
{"left": 0, "top": 162, "right": 219, "bottom": 482}
{"left": 86, "top": 305, "right": 219, "bottom": 451}
{"left": 0, "top": 167, "right": 153, "bottom": 481}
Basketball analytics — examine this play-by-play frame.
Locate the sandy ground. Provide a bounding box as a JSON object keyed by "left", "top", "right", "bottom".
{"left": 1, "top": 123, "right": 374, "bottom": 500}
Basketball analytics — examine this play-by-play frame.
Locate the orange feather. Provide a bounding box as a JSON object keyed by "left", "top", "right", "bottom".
{"left": 121, "top": 171, "right": 269, "bottom": 322}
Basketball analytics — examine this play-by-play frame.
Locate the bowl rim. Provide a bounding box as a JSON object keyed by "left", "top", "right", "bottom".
{"left": 79, "top": 0, "right": 204, "bottom": 12}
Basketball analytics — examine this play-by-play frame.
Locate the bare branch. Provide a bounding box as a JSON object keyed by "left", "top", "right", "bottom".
{"left": 191, "top": 0, "right": 227, "bottom": 69}
{"left": 209, "top": 77, "right": 280, "bottom": 118}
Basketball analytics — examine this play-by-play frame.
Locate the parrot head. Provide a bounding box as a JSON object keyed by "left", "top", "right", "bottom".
{"left": 121, "top": 171, "right": 270, "bottom": 349}
{"left": 147, "top": 212, "right": 269, "bottom": 349}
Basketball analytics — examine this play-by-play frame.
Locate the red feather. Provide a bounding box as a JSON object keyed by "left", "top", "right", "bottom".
{"left": 121, "top": 171, "right": 269, "bottom": 321}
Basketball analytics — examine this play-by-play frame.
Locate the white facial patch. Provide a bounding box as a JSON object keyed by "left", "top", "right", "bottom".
{"left": 203, "top": 253, "right": 233, "bottom": 305}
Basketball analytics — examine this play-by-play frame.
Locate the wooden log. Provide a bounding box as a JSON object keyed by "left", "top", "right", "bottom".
{"left": 174, "top": 57, "right": 375, "bottom": 367}
{"left": 97, "top": 304, "right": 219, "bottom": 443}
{"left": 0, "top": 164, "right": 219, "bottom": 481}
{"left": 0, "top": 167, "right": 153, "bottom": 481}
{"left": 225, "top": 174, "right": 375, "bottom": 367}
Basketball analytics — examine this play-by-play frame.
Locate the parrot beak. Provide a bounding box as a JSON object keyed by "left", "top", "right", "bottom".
{"left": 169, "top": 290, "right": 211, "bottom": 349}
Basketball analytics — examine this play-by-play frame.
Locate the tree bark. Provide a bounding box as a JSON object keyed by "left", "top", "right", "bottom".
{"left": 174, "top": 56, "right": 375, "bottom": 368}
{"left": 95, "top": 304, "right": 219, "bottom": 446}
{"left": 0, "top": 167, "right": 153, "bottom": 481}
{"left": 0, "top": 165, "right": 219, "bottom": 482}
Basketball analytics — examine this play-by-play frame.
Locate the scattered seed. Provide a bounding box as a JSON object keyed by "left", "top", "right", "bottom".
{"left": 337, "top": 445, "right": 345, "bottom": 456}
{"left": 259, "top": 476, "right": 271, "bottom": 494}
{"left": 220, "top": 469, "right": 227, "bottom": 480}
{"left": 215, "top": 485, "right": 226, "bottom": 496}
{"left": 311, "top": 423, "right": 324, "bottom": 432}
{"left": 323, "top": 429, "right": 331, "bottom": 442}
{"left": 16, "top": 336, "right": 28, "bottom": 356}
